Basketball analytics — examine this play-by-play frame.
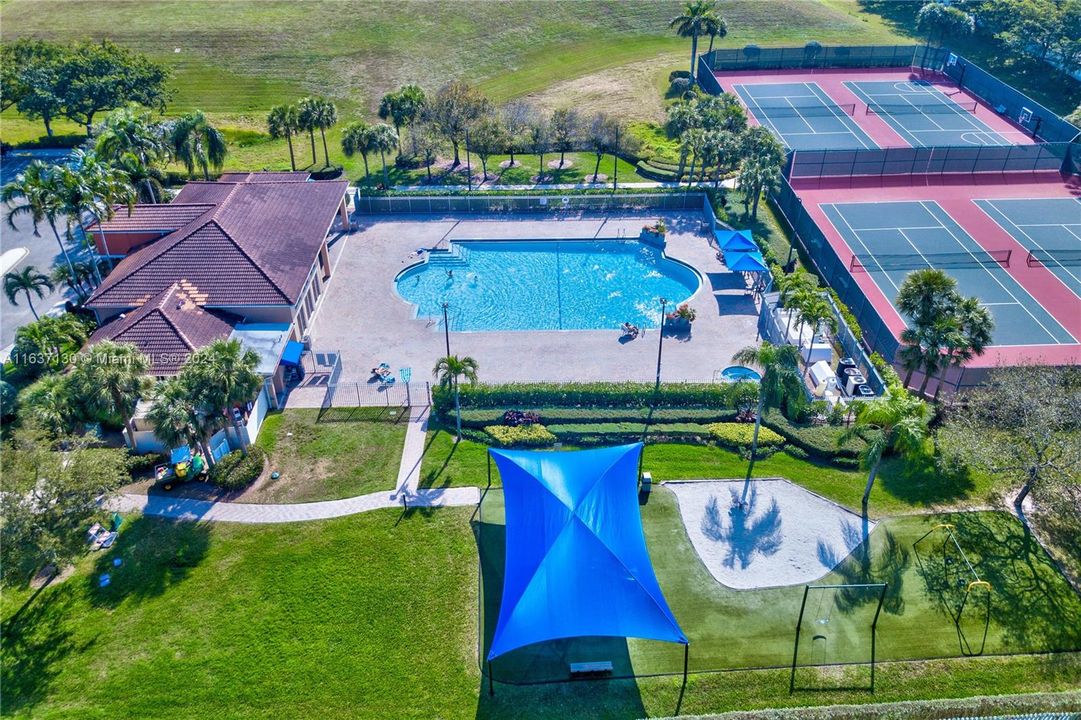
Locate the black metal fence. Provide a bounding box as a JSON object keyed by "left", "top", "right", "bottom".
{"left": 355, "top": 192, "right": 707, "bottom": 215}
{"left": 317, "top": 381, "right": 431, "bottom": 422}
{"left": 940, "top": 52, "right": 1081, "bottom": 144}
{"left": 788, "top": 142, "right": 1073, "bottom": 179}
{"left": 700, "top": 44, "right": 926, "bottom": 72}
{"left": 771, "top": 178, "right": 901, "bottom": 362}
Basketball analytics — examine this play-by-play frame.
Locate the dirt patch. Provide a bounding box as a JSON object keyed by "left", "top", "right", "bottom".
{"left": 547, "top": 158, "right": 574, "bottom": 170}
{"left": 498, "top": 159, "right": 523, "bottom": 169}
{"left": 584, "top": 173, "right": 608, "bottom": 183}
{"left": 30, "top": 563, "right": 77, "bottom": 590}
{"left": 521, "top": 54, "right": 683, "bottom": 124}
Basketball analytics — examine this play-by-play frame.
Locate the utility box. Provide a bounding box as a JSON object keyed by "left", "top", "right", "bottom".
{"left": 640, "top": 471, "right": 653, "bottom": 494}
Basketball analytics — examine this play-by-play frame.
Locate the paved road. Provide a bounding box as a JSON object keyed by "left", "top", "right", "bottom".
{"left": 0, "top": 150, "right": 80, "bottom": 353}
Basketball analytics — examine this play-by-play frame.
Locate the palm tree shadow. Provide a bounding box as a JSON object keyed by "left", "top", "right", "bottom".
{"left": 701, "top": 487, "right": 783, "bottom": 570}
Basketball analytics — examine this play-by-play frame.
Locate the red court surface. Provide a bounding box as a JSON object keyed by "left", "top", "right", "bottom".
{"left": 791, "top": 173, "right": 1081, "bottom": 368}
{"left": 714, "top": 68, "right": 1036, "bottom": 149}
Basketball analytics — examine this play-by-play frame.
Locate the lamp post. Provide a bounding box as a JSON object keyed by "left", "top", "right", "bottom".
{"left": 441, "top": 301, "right": 451, "bottom": 357}
{"left": 654, "top": 297, "right": 668, "bottom": 393}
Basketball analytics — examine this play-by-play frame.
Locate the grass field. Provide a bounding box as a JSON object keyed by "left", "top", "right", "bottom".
{"left": 419, "top": 429, "right": 1002, "bottom": 517}
{"left": 2, "top": 500, "right": 1078, "bottom": 718}
{"left": 247, "top": 409, "right": 407, "bottom": 502}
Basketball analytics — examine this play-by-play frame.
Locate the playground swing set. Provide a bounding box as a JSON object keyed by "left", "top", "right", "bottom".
{"left": 913, "top": 523, "right": 993, "bottom": 656}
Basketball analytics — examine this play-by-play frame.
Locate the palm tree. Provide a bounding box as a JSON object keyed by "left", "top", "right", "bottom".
{"left": 20, "top": 374, "right": 75, "bottom": 437}
{"left": 93, "top": 105, "right": 168, "bottom": 169}
{"left": 297, "top": 97, "right": 320, "bottom": 167}
{"left": 314, "top": 98, "right": 338, "bottom": 167}
{"left": 369, "top": 123, "right": 399, "bottom": 188}
{"left": 341, "top": 121, "right": 373, "bottom": 184}
{"left": 681, "top": 127, "right": 707, "bottom": 186}
{"left": 146, "top": 377, "right": 203, "bottom": 453}
{"left": 433, "top": 354, "right": 479, "bottom": 442}
{"left": 775, "top": 268, "right": 818, "bottom": 337}
{"left": 841, "top": 391, "right": 930, "bottom": 510}
{"left": 50, "top": 263, "right": 89, "bottom": 303}
{"left": 379, "top": 84, "right": 427, "bottom": 157}
{"left": 66, "top": 149, "right": 136, "bottom": 271}
{"left": 183, "top": 339, "right": 262, "bottom": 453}
{"left": 738, "top": 154, "right": 782, "bottom": 218}
{"left": 670, "top": 0, "right": 722, "bottom": 80}
{"left": 896, "top": 269, "right": 958, "bottom": 389}
{"left": 731, "top": 342, "right": 803, "bottom": 463}
{"left": 795, "top": 295, "right": 838, "bottom": 375}
{"left": 70, "top": 340, "right": 151, "bottom": 443}
{"left": 933, "top": 296, "right": 994, "bottom": 400}
{"left": 898, "top": 320, "right": 951, "bottom": 396}
{"left": 113, "top": 152, "right": 166, "bottom": 204}
{"left": 169, "top": 111, "right": 228, "bottom": 180}
{"left": 1, "top": 161, "right": 79, "bottom": 283}
{"left": 4, "top": 266, "right": 53, "bottom": 320}
{"left": 267, "top": 104, "right": 300, "bottom": 171}
{"left": 705, "top": 10, "right": 728, "bottom": 54}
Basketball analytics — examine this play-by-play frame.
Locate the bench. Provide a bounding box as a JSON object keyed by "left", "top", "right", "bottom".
{"left": 569, "top": 661, "right": 613, "bottom": 678}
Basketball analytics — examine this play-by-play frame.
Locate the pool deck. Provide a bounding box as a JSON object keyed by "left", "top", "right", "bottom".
{"left": 305, "top": 211, "right": 761, "bottom": 385}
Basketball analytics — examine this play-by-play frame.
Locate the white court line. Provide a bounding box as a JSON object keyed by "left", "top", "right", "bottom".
{"left": 977, "top": 200, "right": 1081, "bottom": 290}
{"left": 920, "top": 201, "right": 1070, "bottom": 343}
{"left": 782, "top": 96, "right": 817, "bottom": 135}
{"left": 804, "top": 82, "right": 875, "bottom": 150}
{"left": 824, "top": 204, "right": 901, "bottom": 294}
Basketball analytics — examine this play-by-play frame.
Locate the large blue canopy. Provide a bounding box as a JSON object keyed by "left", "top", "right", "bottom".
{"left": 714, "top": 228, "right": 757, "bottom": 252}
{"left": 487, "top": 443, "right": 687, "bottom": 660}
{"left": 724, "top": 249, "right": 769, "bottom": 273}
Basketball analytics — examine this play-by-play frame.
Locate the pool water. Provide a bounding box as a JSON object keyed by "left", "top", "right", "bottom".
{"left": 395, "top": 240, "right": 701, "bottom": 331}
{"left": 721, "top": 365, "right": 762, "bottom": 382}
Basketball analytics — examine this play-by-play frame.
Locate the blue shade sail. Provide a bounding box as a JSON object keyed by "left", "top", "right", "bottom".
{"left": 487, "top": 443, "right": 687, "bottom": 660}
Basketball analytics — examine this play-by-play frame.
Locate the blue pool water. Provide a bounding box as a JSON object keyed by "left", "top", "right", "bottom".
{"left": 395, "top": 240, "right": 701, "bottom": 331}
{"left": 720, "top": 365, "right": 762, "bottom": 382}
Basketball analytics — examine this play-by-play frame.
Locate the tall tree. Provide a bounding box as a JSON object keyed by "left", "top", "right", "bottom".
{"left": 412, "top": 123, "right": 442, "bottom": 183}
{"left": 0, "top": 427, "right": 129, "bottom": 587}
{"left": 182, "top": 339, "right": 262, "bottom": 454}
{"left": 933, "top": 296, "right": 994, "bottom": 400}
{"left": 500, "top": 100, "right": 531, "bottom": 166}
{"left": 4, "top": 266, "right": 54, "bottom": 321}
{"left": 468, "top": 116, "right": 508, "bottom": 182}
{"left": 17, "top": 375, "right": 76, "bottom": 437}
{"left": 92, "top": 104, "right": 167, "bottom": 165}
{"left": 731, "top": 342, "right": 803, "bottom": 462}
{"left": 267, "top": 104, "right": 300, "bottom": 171}
{"left": 368, "top": 123, "right": 399, "bottom": 188}
{"left": 314, "top": 98, "right": 338, "bottom": 167}
{"left": 424, "top": 81, "right": 492, "bottom": 166}
{"left": 795, "top": 295, "right": 838, "bottom": 374}
{"left": 842, "top": 391, "right": 930, "bottom": 510}
{"left": 69, "top": 340, "right": 151, "bottom": 442}
{"left": 66, "top": 149, "right": 137, "bottom": 268}
{"left": 586, "top": 113, "right": 617, "bottom": 182}
{"left": 297, "top": 97, "right": 321, "bottom": 167}
{"left": 1, "top": 39, "right": 64, "bottom": 115}
{"left": 916, "top": 2, "right": 975, "bottom": 54}
{"left": 113, "top": 152, "right": 167, "bottom": 205}
{"left": 941, "top": 364, "right": 1081, "bottom": 509}
{"left": 145, "top": 377, "right": 204, "bottom": 454}
{"left": 738, "top": 152, "right": 782, "bottom": 218}
{"left": 9, "top": 313, "right": 91, "bottom": 378}
{"left": 669, "top": 0, "right": 722, "bottom": 80}
{"left": 895, "top": 269, "right": 960, "bottom": 391}
{"left": 775, "top": 268, "right": 818, "bottom": 337}
{"left": 705, "top": 8, "right": 728, "bottom": 54}
{"left": 341, "top": 121, "right": 374, "bottom": 183}
{"left": 58, "top": 39, "right": 170, "bottom": 134}
{"left": 168, "top": 111, "right": 227, "bottom": 180}
{"left": 433, "top": 354, "right": 479, "bottom": 442}
{"left": 527, "top": 110, "right": 552, "bottom": 181}
{"left": 1, "top": 161, "right": 79, "bottom": 281}
{"left": 681, "top": 127, "right": 708, "bottom": 185}
{"left": 378, "top": 84, "right": 427, "bottom": 156}
{"left": 550, "top": 108, "right": 581, "bottom": 169}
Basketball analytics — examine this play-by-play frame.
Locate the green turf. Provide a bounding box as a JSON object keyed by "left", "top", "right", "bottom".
{"left": 419, "top": 428, "right": 1001, "bottom": 517}
{"left": 2, "top": 502, "right": 1078, "bottom": 719}
{"left": 250, "top": 409, "right": 407, "bottom": 502}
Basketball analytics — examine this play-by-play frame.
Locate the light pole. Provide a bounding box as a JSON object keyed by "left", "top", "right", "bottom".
{"left": 441, "top": 301, "right": 451, "bottom": 357}
{"left": 654, "top": 297, "right": 668, "bottom": 393}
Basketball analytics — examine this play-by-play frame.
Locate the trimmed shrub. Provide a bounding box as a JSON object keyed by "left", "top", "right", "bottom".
{"left": 761, "top": 410, "right": 865, "bottom": 459}
{"left": 784, "top": 444, "right": 810, "bottom": 461}
{"left": 707, "top": 422, "right": 785, "bottom": 450}
{"left": 503, "top": 410, "right": 540, "bottom": 427}
{"left": 459, "top": 406, "right": 740, "bottom": 428}
{"left": 209, "top": 447, "right": 266, "bottom": 490}
{"left": 670, "top": 77, "right": 692, "bottom": 95}
{"left": 548, "top": 422, "right": 712, "bottom": 445}
{"left": 127, "top": 452, "right": 165, "bottom": 474}
{"left": 485, "top": 424, "right": 557, "bottom": 447}
{"left": 668, "top": 70, "right": 692, "bottom": 82}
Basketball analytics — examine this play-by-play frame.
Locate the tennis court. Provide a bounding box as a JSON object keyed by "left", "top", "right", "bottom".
{"left": 733, "top": 82, "right": 878, "bottom": 151}
{"left": 844, "top": 80, "right": 1014, "bottom": 147}
{"left": 820, "top": 200, "right": 1076, "bottom": 347}
{"left": 974, "top": 198, "right": 1081, "bottom": 298}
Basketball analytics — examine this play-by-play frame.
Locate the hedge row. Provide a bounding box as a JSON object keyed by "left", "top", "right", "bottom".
{"left": 434, "top": 382, "right": 753, "bottom": 415}
{"left": 761, "top": 410, "right": 864, "bottom": 459}
{"left": 208, "top": 447, "right": 266, "bottom": 490}
{"left": 485, "top": 424, "right": 557, "bottom": 447}
{"left": 457, "top": 406, "right": 741, "bottom": 428}
{"left": 707, "top": 423, "right": 785, "bottom": 450}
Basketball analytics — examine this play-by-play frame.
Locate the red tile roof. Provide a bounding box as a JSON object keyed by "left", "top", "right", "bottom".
{"left": 88, "top": 204, "right": 216, "bottom": 233}
{"left": 87, "top": 174, "right": 347, "bottom": 309}
{"left": 89, "top": 284, "right": 239, "bottom": 375}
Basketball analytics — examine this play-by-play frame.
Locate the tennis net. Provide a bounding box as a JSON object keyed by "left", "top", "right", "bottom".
{"left": 866, "top": 100, "right": 979, "bottom": 116}
{"left": 1026, "top": 248, "right": 1081, "bottom": 267}
{"left": 850, "top": 249, "right": 1012, "bottom": 272}
{"left": 747, "top": 103, "right": 857, "bottom": 119}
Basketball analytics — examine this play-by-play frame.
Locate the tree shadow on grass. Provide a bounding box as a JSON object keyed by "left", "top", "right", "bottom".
{"left": 878, "top": 451, "right": 975, "bottom": 507}
{"left": 85, "top": 515, "right": 211, "bottom": 610}
{"left": 418, "top": 430, "right": 458, "bottom": 490}
{"left": 0, "top": 584, "right": 90, "bottom": 714}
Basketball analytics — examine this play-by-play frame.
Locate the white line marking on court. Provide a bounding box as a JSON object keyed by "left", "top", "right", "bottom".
{"left": 975, "top": 199, "right": 1081, "bottom": 290}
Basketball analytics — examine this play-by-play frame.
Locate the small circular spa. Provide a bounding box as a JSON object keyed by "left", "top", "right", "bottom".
{"left": 395, "top": 238, "right": 701, "bottom": 331}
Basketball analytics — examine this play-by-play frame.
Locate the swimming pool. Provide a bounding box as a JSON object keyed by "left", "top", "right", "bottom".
{"left": 395, "top": 239, "right": 701, "bottom": 331}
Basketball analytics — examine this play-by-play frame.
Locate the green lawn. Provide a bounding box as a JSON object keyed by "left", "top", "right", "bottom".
{"left": 419, "top": 428, "right": 1001, "bottom": 517}
{"left": 3, "top": 501, "right": 1078, "bottom": 718}
{"left": 250, "top": 409, "right": 406, "bottom": 502}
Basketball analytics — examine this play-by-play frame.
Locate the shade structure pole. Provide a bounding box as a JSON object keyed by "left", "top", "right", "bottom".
{"left": 488, "top": 660, "right": 494, "bottom": 696}
{"left": 682, "top": 643, "right": 689, "bottom": 689}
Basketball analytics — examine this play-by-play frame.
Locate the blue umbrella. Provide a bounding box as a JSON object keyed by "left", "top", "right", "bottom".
{"left": 725, "top": 250, "right": 769, "bottom": 273}
{"left": 716, "top": 228, "right": 757, "bottom": 252}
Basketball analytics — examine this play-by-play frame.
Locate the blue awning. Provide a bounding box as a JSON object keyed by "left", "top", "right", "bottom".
{"left": 280, "top": 340, "right": 304, "bottom": 367}
{"left": 715, "top": 228, "right": 757, "bottom": 252}
{"left": 724, "top": 249, "right": 769, "bottom": 273}
{"left": 487, "top": 444, "right": 687, "bottom": 660}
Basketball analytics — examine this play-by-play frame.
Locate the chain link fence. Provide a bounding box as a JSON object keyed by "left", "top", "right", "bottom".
{"left": 788, "top": 142, "right": 1072, "bottom": 179}
{"left": 355, "top": 192, "right": 707, "bottom": 215}
{"left": 700, "top": 44, "right": 925, "bottom": 72}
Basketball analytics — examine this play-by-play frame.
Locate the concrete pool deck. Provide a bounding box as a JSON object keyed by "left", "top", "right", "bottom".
{"left": 305, "top": 211, "right": 761, "bottom": 386}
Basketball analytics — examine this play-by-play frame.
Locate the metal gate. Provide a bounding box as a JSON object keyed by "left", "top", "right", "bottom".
{"left": 317, "top": 381, "right": 431, "bottom": 423}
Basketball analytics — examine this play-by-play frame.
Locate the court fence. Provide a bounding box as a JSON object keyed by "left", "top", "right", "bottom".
{"left": 788, "top": 142, "right": 1074, "bottom": 179}
{"left": 770, "top": 177, "right": 901, "bottom": 364}
{"left": 699, "top": 44, "right": 926, "bottom": 73}
{"left": 355, "top": 191, "right": 707, "bottom": 215}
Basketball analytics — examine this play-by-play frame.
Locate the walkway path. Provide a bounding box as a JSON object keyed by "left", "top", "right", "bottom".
{"left": 110, "top": 405, "right": 480, "bottom": 524}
